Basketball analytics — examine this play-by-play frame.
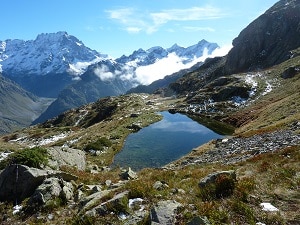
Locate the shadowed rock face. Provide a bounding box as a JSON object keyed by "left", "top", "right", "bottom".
{"left": 225, "top": 0, "right": 300, "bottom": 74}
{"left": 0, "top": 164, "right": 77, "bottom": 202}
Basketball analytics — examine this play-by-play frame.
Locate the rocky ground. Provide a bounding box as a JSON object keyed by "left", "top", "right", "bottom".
{"left": 167, "top": 122, "right": 300, "bottom": 169}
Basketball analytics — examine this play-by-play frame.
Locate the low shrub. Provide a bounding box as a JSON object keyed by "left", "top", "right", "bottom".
{"left": 0, "top": 147, "right": 48, "bottom": 169}
{"left": 234, "top": 176, "right": 256, "bottom": 202}
{"left": 84, "top": 137, "right": 112, "bottom": 151}
{"left": 199, "top": 173, "right": 236, "bottom": 201}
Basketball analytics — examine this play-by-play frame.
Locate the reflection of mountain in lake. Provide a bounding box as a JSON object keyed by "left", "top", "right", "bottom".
{"left": 112, "top": 111, "right": 222, "bottom": 170}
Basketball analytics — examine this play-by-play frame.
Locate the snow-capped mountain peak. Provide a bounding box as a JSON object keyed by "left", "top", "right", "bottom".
{"left": 0, "top": 31, "right": 105, "bottom": 76}
{"left": 116, "top": 40, "right": 219, "bottom": 67}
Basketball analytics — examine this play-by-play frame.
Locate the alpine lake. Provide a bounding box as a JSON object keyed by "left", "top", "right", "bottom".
{"left": 112, "top": 111, "right": 233, "bottom": 171}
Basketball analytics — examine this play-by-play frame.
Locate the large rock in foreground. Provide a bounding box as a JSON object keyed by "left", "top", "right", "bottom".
{"left": 0, "top": 164, "right": 77, "bottom": 202}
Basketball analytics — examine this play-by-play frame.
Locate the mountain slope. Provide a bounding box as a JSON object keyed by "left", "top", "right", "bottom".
{"left": 168, "top": 0, "right": 300, "bottom": 106}
{"left": 33, "top": 60, "right": 135, "bottom": 124}
{"left": 225, "top": 0, "right": 300, "bottom": 74}
{"left": 0, "top": 74, "right": 53, "bottom": 134}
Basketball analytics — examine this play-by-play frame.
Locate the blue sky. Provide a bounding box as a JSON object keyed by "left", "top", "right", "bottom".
{"left": 1, "top": 0, "right": 278, "bottom": 58}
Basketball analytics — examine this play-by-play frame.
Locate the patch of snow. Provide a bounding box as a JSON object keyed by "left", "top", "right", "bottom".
{"left": 74, "top": 110, "right": 89, "bottom": 126}
{"left": 68, "top": 56, "right": 102, "bottom": 76}
{"left": 48, "top": 213, "right": 54, "bottom": 220}
{"left": 0, "top": 151, "right": 12, "bottom": 161}
{"left": 262, "top": 81, "right": 272, "bottom": 96}
{"left": 232, "top": 96, "right": 247, "bottom": 106}
{"left": 13, "top": 205, "right": 22, "bottom": 215}
{"left": 256, "top": 223, "right": 266, "bottom": 225}
{"left": 260, "top": 203, "right": 279, "bottom": 212}
{"left": 118, "top": 212, "right": 127, "bottom": 220}
{"left": 129, "top": 198, "right": 143, "bottom": 208}
{"left": 245, "top": 74, "right": 258, "bottom": 97}
{"left": 38, "top": 133, "right": 68, "bottom": 146}
{"left": 76, "top": 42, "right": 82, "bottom": 46}
{"left": 129, "top": 198, "right": 145, "bottom": 211}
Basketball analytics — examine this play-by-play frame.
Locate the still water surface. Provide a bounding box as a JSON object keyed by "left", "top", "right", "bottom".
{"left": 113, "top": 111, "right": 222, "bottom": 170}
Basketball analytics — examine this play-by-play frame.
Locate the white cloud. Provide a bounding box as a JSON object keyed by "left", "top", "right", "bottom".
{"left": 133, "top": 45, "right": 232, "bottom": 85}
{"left": 126, "top": 27, "right": 142, "bottom": 33}
{"left": 183, "top": 26, "right": 215, "bottom": 32}
{"left": 150, "top": 6, "right": 223, "bottom": 25}
{"left": 68, "top": 57, "right": 102, "bottom": 77}
{"left": 106, "top": 6, "right": 225, "bottom": 34}
{"left": 94, "top": 64, "right": 121, "bottom": 81}
{"left": 135, "top": 52, "right": 206, "bottom": 85}
{"left": 209, "top": 44, "right": 233, "bottom": 57}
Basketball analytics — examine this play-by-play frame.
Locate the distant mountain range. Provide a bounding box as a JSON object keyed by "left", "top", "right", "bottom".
{"left": 116, "top": 39, "right": 218, "bottom": 66}
{"left": 0, "top": 32, "right": 218, "bottom": 132}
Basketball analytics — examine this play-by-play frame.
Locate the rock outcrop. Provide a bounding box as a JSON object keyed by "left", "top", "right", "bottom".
{"left": 225, "top": 0, "right": 300, "bottom": 74}
{"left": 29, "top": 177, "right": 74, "bottom": 206}
{"left": 47, "top": 147, "right": 86, "bottom": 171}
{"left": 0, "top": 164, "right": 77, "bottom": 202}
{"left": 199, "top": 170, "right": 236, "bottom": 188}
{"left": 150, "top": 200, "right": 182, "bottom": 225}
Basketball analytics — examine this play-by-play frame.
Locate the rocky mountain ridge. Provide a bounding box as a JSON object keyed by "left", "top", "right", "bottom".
{"left": 116, "top": 39, "right": 218, "bottom": 66}
{"left": 225, "top": 0, "right": 300, "bottom": 74}
{"left": 0, "top": 31, "right": 105, "bottom": 76}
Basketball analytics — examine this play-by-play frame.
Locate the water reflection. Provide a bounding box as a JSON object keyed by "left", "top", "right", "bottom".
{"left": 112, "top": 111, "right": 222, "bottom": 170}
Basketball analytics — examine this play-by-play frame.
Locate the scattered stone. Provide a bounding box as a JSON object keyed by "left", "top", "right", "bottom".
{"left": 91, "top": 185, "right": 102, "bottom": 193}
{"left": 126, "top": 123, "right": 142, "bottom": 131}
{"left": 85, "top": 191, "right": 129, "bottom": 216}
{"left": 105, "top": 179, "right": 112, "bottom": 187}
{"left": 79, "top": 190, "right": 111, "bottom": 212}
{"left": 120, "top": 167, "right": 138, "bottom": 180}
{"left": 87, "top": 164, "right": 100, "bottom": 174}
{"left": 199, "top": 170, "right": 236, "bottom": 199}
{"left": 150, "top": 200, "right": 182, "bottom": 225}
{"left": 47, "top": 213, "right": 54, "bottom": 220}
{"left": 199, "top": 170, "right": 236, "bottom": 188}
{"left": 61, "top": 180, "right": 74, "bottom": 201}
{"left": 187, "top": 216, "right": 211, "bottom": 225}
{"left": 153, "top": 181, "right": 169, "bottom": 190}
{"left": 170, "top": 129, "right": 300, "bottom": 168}
{"left": 130, "top": 113, "right": 140, "bottom": 118}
